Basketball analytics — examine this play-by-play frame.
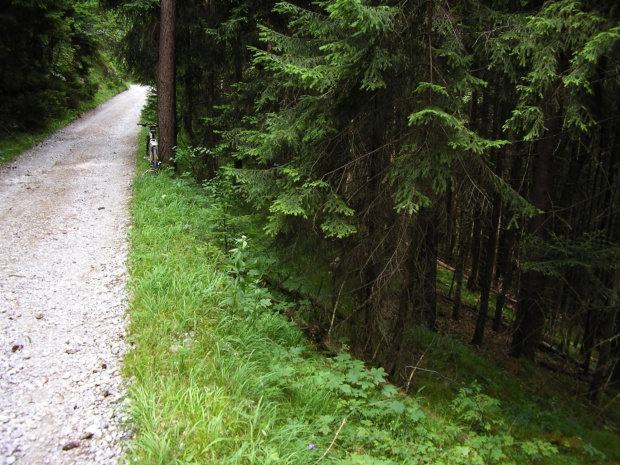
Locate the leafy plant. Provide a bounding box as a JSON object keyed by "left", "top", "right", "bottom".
{"left": 222, "top": 235, "right": 273, "bottom": 318}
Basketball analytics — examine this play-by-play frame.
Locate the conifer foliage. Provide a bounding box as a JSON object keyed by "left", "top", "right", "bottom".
{"left": 109, "top": 0, "right": 620, "bottom": 403}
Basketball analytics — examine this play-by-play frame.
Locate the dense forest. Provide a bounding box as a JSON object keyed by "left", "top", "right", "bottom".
{"left": 0, "top": 0, "right": 125, "bottom": 136}
{"left": 3, "top": 0, "right": 618, "bottom": 409}
{"left": 105, "top": 0, "right": 620, "bottom": 406}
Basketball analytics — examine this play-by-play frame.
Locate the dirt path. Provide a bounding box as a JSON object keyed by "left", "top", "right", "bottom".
{"left": 0, "top": 85, "right": 147, "bottom": 464}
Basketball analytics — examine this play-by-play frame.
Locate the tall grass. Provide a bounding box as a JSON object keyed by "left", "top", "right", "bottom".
{"left": 125, "top": 172, "right": 322, "bottom": 463}
{"left": 123, "top": 167, "right": 614, "bottom": 464}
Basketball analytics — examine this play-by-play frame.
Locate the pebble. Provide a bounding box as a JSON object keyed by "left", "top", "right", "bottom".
{"left": 0, "top": 85, "right": 147, "bottom": 464}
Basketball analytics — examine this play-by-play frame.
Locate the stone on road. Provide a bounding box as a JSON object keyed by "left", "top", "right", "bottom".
{"left": 0, "top": 85, "right": 147, "bottom": 464}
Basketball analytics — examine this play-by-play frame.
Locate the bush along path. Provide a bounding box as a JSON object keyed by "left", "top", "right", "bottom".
{"left": 124, "top": 171, "right": 609, "bottom": 464}
{"left": 0, "top": 85, "right": 147, "bottom": 464}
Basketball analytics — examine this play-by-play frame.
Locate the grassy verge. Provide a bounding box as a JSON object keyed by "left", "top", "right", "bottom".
{"left": 123, "top": 164, "right": 614, "bottom": 464}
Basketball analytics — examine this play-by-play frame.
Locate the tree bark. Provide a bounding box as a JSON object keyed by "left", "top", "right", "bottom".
{"left": 157, "top": 0, "right": 177, "bottom": 166}
{"left": 509, "top": 97, "right": 558, "bottom": 360}
{"left": 472, "top": 198, "right": 500, "bottom": 346}
{"left": 588, "top": 268, "right": 620, "bottom": 403}
{"left": 417, "top": 207, "right": 439, "bottom": 331}
{"left": 467, "top": 213, "right": 482, "bottom": 292}
{"left": 205, "top": 71, "right": 217, "bottom": 179}
{"left": 452, "top": 235, "right": 467, "bottom": 321}
{"left": 389, "top": 225, "right": 416, "bottom": 376}
{"left": 493, "top": 227, "right": 516, "bottom": 332}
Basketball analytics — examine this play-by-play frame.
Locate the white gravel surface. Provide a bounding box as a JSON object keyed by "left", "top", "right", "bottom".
{"left": 0, "top": 85, "right": 147, "bottom": 464}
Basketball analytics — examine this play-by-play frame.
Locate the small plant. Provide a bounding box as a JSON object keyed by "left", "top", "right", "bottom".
{"left": 175, "top": 145, "right": 211, "bottom": 178}
{"left": 322, "top": 353, "right": 396, "bottom": 400}
{"left": 222, "top": 235, "right": 272, "bottom": 318}
{"left": 450, "top": 382, "right": 562, "bottom": 463}
{"left": 452, "top": 382, "right": 502, "bottom": 431}
{"left": 202, "top": 172, "right": 253, "bottom": 251}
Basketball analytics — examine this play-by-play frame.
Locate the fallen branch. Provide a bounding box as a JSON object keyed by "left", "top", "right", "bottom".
{"left": 313, "top": 417, "right": 347, "bottom": 465}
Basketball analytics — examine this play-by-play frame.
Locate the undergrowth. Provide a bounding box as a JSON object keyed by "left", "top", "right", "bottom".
{"left": 123, "top": 166, "right": 616, "bottom": 464}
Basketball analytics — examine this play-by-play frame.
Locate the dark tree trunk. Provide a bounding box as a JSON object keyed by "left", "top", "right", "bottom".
{"left": 204, "top": 72, "right": 216, "bottom": 179}
{"left": 471, "top": 94, "right": 503, "bottom": 342}
{"left": 493, "top": 227, "right": 516, "bottom": 332}
{"left": 182, "top": 70, "right": 195, "bottom": 143}
{"left": 232, "top": 40, "right": 244, "bottom": 171}
{"left": 467, "top": 213, "right": 482, "bottom": 292}
{"left": 510, "top": 270, "right": 547, "bottom": 360}
{"left": 389, "top": 225, "right": 416, "bottom": 376}
{"left": 359, "top": 90, "right": 389, "bottom": 356}
{"left": 588, "top": 269, "right": 619, "bottom": 403}
{"left": 157, "top": 0, "right": 177, "bottom": 166}
{"left": 394, "top": 207, "right": 439, "bottom": 344}
{"left": 452, "top": 235, "right": 468, "bottom": 321}
{"left": 472, "top": 198, "right": 500, "bottom": 346}
{"left": 510, "top": 97, "right": 558, "bottom": 360}
{"left": 178, "top": 17, "right": 195, "bottom": 146}
{"left": 417, "top": 207, "right": 439, "bottom": 331}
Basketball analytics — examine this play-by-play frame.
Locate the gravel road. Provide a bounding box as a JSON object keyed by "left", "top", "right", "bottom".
{"left": 0, "top": 85, "right": 147, "bottom": 464}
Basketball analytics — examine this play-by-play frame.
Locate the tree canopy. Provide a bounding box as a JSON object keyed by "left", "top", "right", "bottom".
{"left": 107, "top": 0, "right": 620, "bottom": 402}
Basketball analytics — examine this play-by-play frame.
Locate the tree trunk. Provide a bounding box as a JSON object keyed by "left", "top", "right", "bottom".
{"left": 472, "top": 198, "right": 500, "bottom": 346}
{"left": 493, "top": 227, "right": 516, "bottom": 332}
{"left": 509, "top": 97, "right": 558, "bottom": 360}
{"left": 232, "top": 40, "right": 244, "bottom": 171}
{"left": 417, "top": 207, "right": 439, "bottom": 331}
{"left": 467, "top": 213, "right": 482, "bottom": 292}
{"left": 157, "top": 0, "right": 177, "bottom": 166}
{"left": 204, "top": 71, "right": 216, "bottom": 179}
{"left": 510, "top": 270, "right": 547, "bottom": 360}
{"left": 180, "top": 21, "right": 195, "bottom": 146}
{"left": 452, "top": 236, "right": 467, "bottom": 320}
{"left": 389, "top": 224, "right": 416, "bottom": 376}
{"left": 588, "top": 268, "right": 620, "bottom": 403}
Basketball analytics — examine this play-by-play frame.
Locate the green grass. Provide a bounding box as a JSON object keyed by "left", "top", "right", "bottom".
{"left": 122, "top": 163, "right": 617, "bottom": 464}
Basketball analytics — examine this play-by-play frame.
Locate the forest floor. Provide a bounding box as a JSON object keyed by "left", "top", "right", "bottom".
{"left": 0, "top": 85, "right": 147, "bottom": 464}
